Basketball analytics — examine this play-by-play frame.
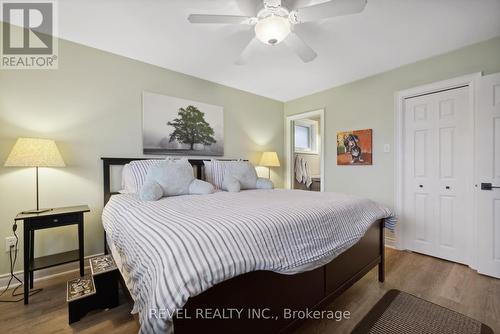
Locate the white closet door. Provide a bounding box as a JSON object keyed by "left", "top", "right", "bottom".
{"left": 476, "top": 73, "right": 500, "bottom": 278}
{"left": 404, "top": 94, "right": 435, "bottom": 256}
{"left": 403, "top": 86, "right": 469, "bottom": 264}
{"left": 434, "top": 87, "right": 469, "bottom": 263}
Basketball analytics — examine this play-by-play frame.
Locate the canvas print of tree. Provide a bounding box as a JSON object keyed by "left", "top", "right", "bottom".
{"left": 337, "top": 129, "right": 372, "bottom": 165}
{"left": 143, "top": 91, "right": 224, "bottom": 156}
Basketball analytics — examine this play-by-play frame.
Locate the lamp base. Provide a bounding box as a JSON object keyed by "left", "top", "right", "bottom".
{"left": 21, "top": 208, "right": 54, "bottom": 215}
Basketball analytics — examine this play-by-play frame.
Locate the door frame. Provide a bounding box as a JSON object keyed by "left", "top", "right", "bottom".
{"left": 285, "top": 109, "right": 325, "bottom": 191}
{"left": 394, "top": 73, "right": 481, "bottom": 267}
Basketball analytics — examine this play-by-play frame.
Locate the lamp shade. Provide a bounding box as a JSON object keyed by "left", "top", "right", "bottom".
{"left": 4, "top": 138, "right": 65, "bottom": 167}
{"left": 260, "top": 151, "right": 280, "bottom": 167}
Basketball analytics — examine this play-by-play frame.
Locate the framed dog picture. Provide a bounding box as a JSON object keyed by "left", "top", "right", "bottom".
{"left": 337, "top": 129, "right": 373, "bottom": 165}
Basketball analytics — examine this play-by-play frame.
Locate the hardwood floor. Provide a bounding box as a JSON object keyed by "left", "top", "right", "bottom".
{"left": 0, "top": 248, "right": 498, "bottom": 333}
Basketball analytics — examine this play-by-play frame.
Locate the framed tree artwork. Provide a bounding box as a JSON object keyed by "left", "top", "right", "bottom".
{"left": 337, "top": 129, "right": 373, "bottom": 165}
{"left": 142, "top": 91, "right": 224, "bottom": 156}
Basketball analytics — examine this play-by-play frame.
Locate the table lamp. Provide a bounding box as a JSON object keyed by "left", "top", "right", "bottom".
{"left": 260, "top": 151, "right": 280, "bottom": 179}
{"left": 4, "top": 138, "right": 65, "bottom": 214}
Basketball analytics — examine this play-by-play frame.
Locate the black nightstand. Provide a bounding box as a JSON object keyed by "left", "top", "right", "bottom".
{"left": 15, "top": 205, "right": 90, "bottom": 304}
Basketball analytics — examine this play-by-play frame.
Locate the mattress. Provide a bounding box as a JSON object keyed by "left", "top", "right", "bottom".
{"left": 102, "top": 189, "right": 395, "bottom": 333}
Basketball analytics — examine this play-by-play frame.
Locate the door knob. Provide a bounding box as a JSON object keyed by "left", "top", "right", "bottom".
{"left": 481, "top": 183, "right": 500, "bottom": 190}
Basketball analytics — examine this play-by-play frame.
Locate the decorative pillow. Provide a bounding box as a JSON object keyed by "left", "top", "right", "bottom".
{"left": 139, "top": 180, "right": 163, "bottom": 201}
{"left": 146, "top": 158, "right": 195, "bottom": 197}
{"left": 121, "top": 159, "right": 162, "bottom": 194}
{"left": 256, "top": 177, "right": 274, "bottom": 190}
{"left": 203, "top": 159, "right": 226, "bottom": 189}
{"left": 209, "top": 160, "right": 257, "bottom": 190}
{"left": 189, "top": 179, "right": 215, "bottom": 195}
{"left": 222, "top": 175, "right": 241, "bottom": 192}
{"left": 203, "top": 160, "right": 215, "bottom": 185}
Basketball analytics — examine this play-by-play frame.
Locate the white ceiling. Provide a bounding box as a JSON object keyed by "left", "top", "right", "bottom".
{"left": 56, "top": 0, "right": 500, "bottom": 101}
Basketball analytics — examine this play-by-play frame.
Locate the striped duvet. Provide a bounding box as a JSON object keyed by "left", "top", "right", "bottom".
{"left": 102, "top": 189, "right": 396, "bottom": 333}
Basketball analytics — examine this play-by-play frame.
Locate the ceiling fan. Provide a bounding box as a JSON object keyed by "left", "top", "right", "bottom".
{"left": 187, "top": 0, "right": 367, "bottom": 64}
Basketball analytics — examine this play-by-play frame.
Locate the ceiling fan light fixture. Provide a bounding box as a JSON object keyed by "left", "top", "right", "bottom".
{"left": 254, "top": 15, "right": 291, "bottom": 46}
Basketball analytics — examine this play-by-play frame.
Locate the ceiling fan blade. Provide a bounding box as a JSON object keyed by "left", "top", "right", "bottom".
{"left": 235, "top": 0, "right": 262, "bottom": 16}
{"left": 283, "top": 32, "right": 317, "bottom": 63}
{"left": 295, "top": 0, "right": 367, "bottom": 23}
{"left": 188, "top": 14, "right": 252, "bottom": 24}
{"left": 283, "top": 0, "right": 313, "bottom": 10}
{"left": 235, "top": 38, "right": 258, "bottom": 65}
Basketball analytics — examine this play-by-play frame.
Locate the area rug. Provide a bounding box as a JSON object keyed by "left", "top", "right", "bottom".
{"left": 351, "top": 289, "right": 493, "bottom": 334}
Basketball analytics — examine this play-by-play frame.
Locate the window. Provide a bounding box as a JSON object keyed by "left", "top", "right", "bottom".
{"left": 295, "top": 125, "right": 310, "bottom": 150}
{"left": 294, "top": 120, "right": 318, "bottom": 153}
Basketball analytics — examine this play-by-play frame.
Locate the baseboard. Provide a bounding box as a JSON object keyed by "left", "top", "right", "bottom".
{"left": 385, "top": 236, "right": 396, "bottom": 249}
{"left": 0, "top": 252, "right": 104, "bottom": 290}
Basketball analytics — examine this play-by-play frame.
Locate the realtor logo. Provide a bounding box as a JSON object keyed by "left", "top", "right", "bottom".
{"left": 1, "top": 0, "right": 58, "bottom": 69}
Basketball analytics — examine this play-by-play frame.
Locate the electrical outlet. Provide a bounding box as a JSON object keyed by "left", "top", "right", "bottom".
{"left": 5, "top": 236, "right": 16, "bottom": 252}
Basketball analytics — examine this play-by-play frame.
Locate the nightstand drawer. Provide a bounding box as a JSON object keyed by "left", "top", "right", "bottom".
{"left": 29, "top": 213, "right": 82, "bottom": 228}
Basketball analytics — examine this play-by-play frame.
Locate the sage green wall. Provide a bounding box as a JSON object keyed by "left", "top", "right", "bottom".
{"left": 284, "top": 36, "right": 500, "bottom": 208}
{"left": 0, "top": 38, "right": 284, "bottom": 276}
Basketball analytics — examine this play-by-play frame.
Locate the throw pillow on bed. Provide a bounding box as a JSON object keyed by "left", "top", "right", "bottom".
{"left": 209, "top": 160, "right": 257, "bottom": 190}
{"left": 221, "top": 175, "right": 274, "bottom": 192}
{"left": 140, "top": 180, "right": 164, "bottom": 201}
{"left": 209, "top": 160, "right": 274, "bottom": 192}
{"left": 256, "top": 177, "right": 274, "bottom": 189}
{"left": 121, "top": 159, "right": 163, "bottom": 194}
{"left": 222, "top": 175, "right": 241, "bottom": 192}
{"left": 189, "top": 179, "right": 215, "bottom": 195}
{"left": 139, "top": 158, "right": 214, "bottom": 201}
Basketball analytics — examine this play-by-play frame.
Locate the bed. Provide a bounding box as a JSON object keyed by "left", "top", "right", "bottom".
{"left": 101, "top": 158, "right": 395, "bottom": 334}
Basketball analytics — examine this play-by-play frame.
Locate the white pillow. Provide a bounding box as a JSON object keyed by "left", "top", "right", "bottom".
{"left": 146, "top": 158, "right": 195, "bottom": 197}
{"left": 256, "top": 177, "right": 274, "bottom": 189}
{"left": 189, "top": 179, "right": 215, "bottom": 195}
{"left": 203, "top": 159, "right": 224, "bottom": 189}
{"left": 121, "top": 159, "right": 162, "bottom": 194}
{"left": 222, "top": 175, "right": 241, "bottom": 192}
{"left": 208, "top": 160, "right": 257, "bottom": 190}
{"left": 140, "top": 158, "right": 215, "bottom": 199}
{"left": 139, "top": 180, "right": 163, "bottom": 201}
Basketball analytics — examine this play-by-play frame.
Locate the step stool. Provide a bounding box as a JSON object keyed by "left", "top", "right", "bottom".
{"left": 67, "top": 254, "right": 119, "bottom": 324}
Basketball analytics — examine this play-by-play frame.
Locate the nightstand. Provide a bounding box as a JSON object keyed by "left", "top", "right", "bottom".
{"left": 15, "top": 205, "right": 90, "bottom": 304}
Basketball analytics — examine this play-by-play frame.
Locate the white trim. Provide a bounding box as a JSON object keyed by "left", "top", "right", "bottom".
{"left": 0, "top": 252, "right": 103, "bottom": 290}
{"left": 394, "top": 73, "right": 481, "bottom": 262}
{"left": 285, "top": 109, "right": 325, "bottom": 191}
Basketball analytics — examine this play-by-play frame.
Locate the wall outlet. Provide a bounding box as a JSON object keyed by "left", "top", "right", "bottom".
{"left": 5, "top": 236, "right": 17, "bottom": 252}
{"left": 383, "top": 144, "right": 391, "bottom": 153}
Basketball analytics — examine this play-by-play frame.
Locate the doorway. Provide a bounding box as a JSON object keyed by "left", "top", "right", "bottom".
{"left": 285, "top": 109, "right": 325, "bottom": 191}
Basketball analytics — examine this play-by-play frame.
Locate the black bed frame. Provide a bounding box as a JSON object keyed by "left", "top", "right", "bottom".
{"left": 101, "top": 157, "right": 385, "bottom": 334}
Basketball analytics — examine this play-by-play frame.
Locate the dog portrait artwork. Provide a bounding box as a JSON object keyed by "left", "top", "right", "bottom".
{"left": 337, "top": 129, "right": 373, "bottom": 165}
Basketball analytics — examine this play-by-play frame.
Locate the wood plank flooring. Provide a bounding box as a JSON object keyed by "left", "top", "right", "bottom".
{"left": 0, "top": 248, "right": 498, "bottom": 333}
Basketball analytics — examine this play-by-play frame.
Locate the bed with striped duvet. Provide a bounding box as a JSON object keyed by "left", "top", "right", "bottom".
{"left": 102, "top": 189, "right": 396, "bottom": 334}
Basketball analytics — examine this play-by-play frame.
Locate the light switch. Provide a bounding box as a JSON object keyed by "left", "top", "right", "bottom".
{"left": 384, "top": 144, "right": 391, "bottom": 153}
